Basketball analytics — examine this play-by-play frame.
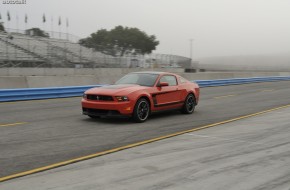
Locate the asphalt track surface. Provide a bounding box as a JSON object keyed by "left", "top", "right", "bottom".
{"left": 1, "top": 81, "right": 290, "bottom": 179}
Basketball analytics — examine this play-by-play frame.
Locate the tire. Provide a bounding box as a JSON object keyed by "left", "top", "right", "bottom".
{"left": 181, "top": 94, "right": 196, "bottom": 114}
{"left": 88, "top": 115, "right": 100, "bottom": 119}
{"left": 133, "top": 98, "right": 150, "bottom": 123}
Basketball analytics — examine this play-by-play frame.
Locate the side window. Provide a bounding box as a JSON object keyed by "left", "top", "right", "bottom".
{"left": 159, "top": 75, "right": 177, "bottom": 86}
{"left": 180, "top": 77, "right": 187, "bottom": 83}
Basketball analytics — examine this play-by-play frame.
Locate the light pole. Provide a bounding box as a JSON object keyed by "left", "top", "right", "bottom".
{"left": 189, "top": 39, "right": 195, "bottom": 69}
{"left": 189, "top": 39, "right": 193, "bottom": 60}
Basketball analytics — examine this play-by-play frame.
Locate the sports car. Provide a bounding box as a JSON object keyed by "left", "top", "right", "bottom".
{"left": 82, "top": 71, "right": 199, "bottom": 122}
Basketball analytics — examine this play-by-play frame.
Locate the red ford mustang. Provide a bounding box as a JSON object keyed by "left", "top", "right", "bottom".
{"left": 82, "top": 72, "right": 199, "bottom": 122}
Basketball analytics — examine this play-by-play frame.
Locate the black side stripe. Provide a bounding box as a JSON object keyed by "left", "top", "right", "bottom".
{"left": 151, "top": 90, "right": 182, "bottom": 107}
{"left": 154, "top": 101, "right": 184, "bottom": 108}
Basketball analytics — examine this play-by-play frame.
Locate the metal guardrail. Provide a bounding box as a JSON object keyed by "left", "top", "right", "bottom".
{"left": 1, "top": 76, "right": 290, "bottom": 102}
{"left": 0, "top": 85, "right": 102, "bottom": 102}
{"left": 196, "top": 76, "right": 290, "bottom": 87}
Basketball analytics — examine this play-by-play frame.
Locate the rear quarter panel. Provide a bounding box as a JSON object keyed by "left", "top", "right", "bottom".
{"left": 179, "top": 81, "right": 199, "bottom": 104}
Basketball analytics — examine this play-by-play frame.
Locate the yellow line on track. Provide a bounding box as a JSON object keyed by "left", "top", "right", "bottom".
{"left": 0, "top": 122, "right": 27, "bottom": 127}
{"left": 214, "top": 94, "right": 236, "bottom": 99}
{"left": 1, "top": 104, "right": 290, "bottom": 182}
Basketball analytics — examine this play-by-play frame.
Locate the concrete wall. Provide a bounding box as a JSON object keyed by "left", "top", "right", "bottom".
{"left": 0, "top": 76, "right": 29, "bottom": 89}
{"left": 1, "top": 68, "right": 290, "bottom": 89}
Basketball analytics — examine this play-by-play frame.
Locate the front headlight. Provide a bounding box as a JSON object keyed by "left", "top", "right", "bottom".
{"left": 115, "top": 96, "right": 129, "bottom": 102}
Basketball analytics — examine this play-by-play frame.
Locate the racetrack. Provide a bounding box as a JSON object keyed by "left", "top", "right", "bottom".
{"left": 1, "top": 81, "right": 290, "bottom": 179}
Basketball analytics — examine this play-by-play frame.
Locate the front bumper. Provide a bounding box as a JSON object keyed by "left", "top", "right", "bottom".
{"left": 81, "top": 98, "right": 134, "bottom": 117}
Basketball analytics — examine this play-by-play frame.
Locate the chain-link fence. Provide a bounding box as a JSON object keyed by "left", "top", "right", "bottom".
{"left": 0, "top": 31, "right": 191, "bottom": 68}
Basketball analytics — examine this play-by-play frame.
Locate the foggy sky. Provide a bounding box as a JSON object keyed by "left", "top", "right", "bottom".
{"left": 1, "top": 0, "right": 290, "bottom": 59}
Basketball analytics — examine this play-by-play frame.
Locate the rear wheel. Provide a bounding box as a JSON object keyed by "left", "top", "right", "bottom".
{"left": 181, "top": 94, "right": 196, "bottom": 114}
{"left": 133, "top": 98, "right": 150, "bottom": 123}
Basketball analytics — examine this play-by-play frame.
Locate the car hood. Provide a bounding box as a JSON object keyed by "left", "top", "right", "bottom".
{"left": 85, "top": 84, "right": 149, "bottom": 95}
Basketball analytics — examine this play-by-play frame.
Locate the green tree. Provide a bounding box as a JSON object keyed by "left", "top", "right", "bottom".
{"left": 79, "top": 26, "right": 159, "bottom": 56}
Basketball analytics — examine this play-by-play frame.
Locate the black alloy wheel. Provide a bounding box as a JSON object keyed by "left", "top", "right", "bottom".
{"left": 181, "top": 94, "right": 196, "bottom": 114}
{"left": 133, "top": 98, "right": 150, "bottom": 122}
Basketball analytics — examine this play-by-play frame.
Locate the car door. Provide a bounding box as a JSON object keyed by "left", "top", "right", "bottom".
{"left": 152, "top": 75, "right": 182, "bottom": 108}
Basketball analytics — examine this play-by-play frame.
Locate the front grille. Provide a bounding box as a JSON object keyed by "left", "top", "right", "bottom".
{"left": 87, "top": 95, "right": 113, "bottom": 101}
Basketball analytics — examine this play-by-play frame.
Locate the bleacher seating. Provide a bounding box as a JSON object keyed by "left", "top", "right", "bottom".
{"left": 0, "top": 32, "right": 125, "bottom": 67}
{"left": 0, "top": 36, "right": 41, "bottom": 63}
{"left": 43, "top": 38, "right": 110, "bottom": 63}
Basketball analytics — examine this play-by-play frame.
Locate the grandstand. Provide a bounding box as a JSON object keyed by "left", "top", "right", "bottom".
{"left": 0, "top": 30, "right": 191, "bottom": 68}
{"left": 0, "top": 34, "right": 44, "bottom": 67}
{"left": 0, "top": 31, "right": 120, "bottom": 68}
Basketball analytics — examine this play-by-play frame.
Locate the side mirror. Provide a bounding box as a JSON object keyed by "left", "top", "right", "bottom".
{"left": 159, "top": 82, "right": 169, "bottom": 87}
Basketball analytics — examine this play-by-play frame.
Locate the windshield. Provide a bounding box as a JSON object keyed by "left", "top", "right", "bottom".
{"left": 115, "top": 73, "right": 159, "bottom": 87}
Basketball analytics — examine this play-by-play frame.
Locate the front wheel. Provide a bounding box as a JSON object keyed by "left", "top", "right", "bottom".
{"left": 181, "top": 94, "right": 196, "bottom": 114}
{"left": 133, "top": 98, "right": 150, "bottom": 123}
